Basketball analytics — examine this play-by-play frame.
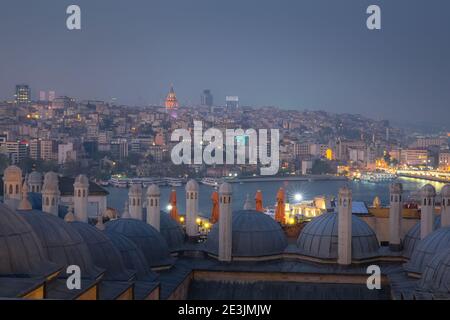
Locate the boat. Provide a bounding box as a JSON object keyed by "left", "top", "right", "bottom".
{"left": 200, "top": 177, "right": 223, "bottom": 187}
{"left": 360, "top": 172, "right": 396, "bottom": 183}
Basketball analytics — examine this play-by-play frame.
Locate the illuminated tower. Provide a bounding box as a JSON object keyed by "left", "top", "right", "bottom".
{"left": 165, "top": 85, "right": 179, "bottom": 111}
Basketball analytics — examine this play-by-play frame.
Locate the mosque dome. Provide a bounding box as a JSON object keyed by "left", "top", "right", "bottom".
{"left": 28, "top": 171, "right": 42, "bottom": 184}
{"left": 403, "top": 216, "right": 441, "bottom": 258}
{"left": 0, "top": 203, "right": 57, "bottom": 276}
{"left": 420, "top": 184, "right": 436, "bottom": 197}
{"left": 206, "top": 209, "right": 288, "bottom": 258}
{"left": 16, "top": 210, "right": 104, "bottom": 279}
{"left": 297, "top": 212, "right": 380, "bottom": 261}
{"left": 3, "top": 165, "right": 22, "bottom": 180}
{"left": 441, "top": 184, "right": 450, "bottom": 198}
{"left": 186, "top": 179, "right": 199, "bottom": 192}
{"left": 69, "top": 221, "right": 135, "bottom": 281}
{"left": 105, "top": 218, "right": 174, "bottom": 268}
{"left": 404, "top": 226, "right": 450, "bottom": 275}
{"left": 104, "top": 230, "right": 157, "bottom": 281}
{"left": 160, "top": 211, "right": 185, "bottom": 251}
{"left": 146, "top": 184, "right": 160, "bottom": 196}
{"left": 417, "top": 248, "right": 450, "bottom": 294}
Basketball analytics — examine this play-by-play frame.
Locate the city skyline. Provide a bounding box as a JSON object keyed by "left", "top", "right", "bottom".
{"left": 1, "top": 0, "right": 450, "bottom": 125}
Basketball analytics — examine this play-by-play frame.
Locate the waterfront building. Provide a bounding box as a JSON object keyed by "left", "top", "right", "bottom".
{"left": 15, "top": 84, "right": 31, "bottom": 104}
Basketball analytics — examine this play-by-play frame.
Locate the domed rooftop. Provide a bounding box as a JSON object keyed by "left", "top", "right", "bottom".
{"left": 160, "top": 211, "right": 185, "bottom": 251}
{"left": 420, "top": 184, "right": 436, "bottom": 197}
{"left": 441, "top": 184, "right": 450, "bottom": 198}
{"left": 69, "top": 221, "right": 135, "bottom": 281}
{"left": 206, "top": 210, "right": 288, "bottom": 258}
{"left": 0, "top": 203, "right": 58, "bottom": 276}
{"left": 3, "top": 165, "right": 22, "bottom": 179}
{"left": 297, "top": 212, "right": 380, "bottom": 261}
{"left": 16, "top": 210, "right": 104, "bottom": 279}
{"left": 146, "top": 184, "right": 160, "bottom": 196}
{"left": 104, "top": 230, "right": 157, "bottom": 281}
{"left": 404, "top": 226, "right": 450, "bottom": 275}
{"left": 105, "top": 218, "right": 174, "bottom": 268}
{"left": 186, "top": 179, "right": 199, "bottom": 192}
{"left": 28, "top": 171, "right": 42, "bottom": 184}
{"left": 129, "top": 183, "right": 142, "bottom": 196}
{"left": 403, "top": 216, "right": 441, "bottom": 258}
{"left": 417, "top": 248, "right": 450, "bottom": 294}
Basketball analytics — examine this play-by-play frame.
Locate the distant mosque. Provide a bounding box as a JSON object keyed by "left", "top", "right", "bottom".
{"left": 1, "top": 164, "right": 450, "bottom": 300}
{"left": 165, "top": 85, "right": 179, "bottom": 111}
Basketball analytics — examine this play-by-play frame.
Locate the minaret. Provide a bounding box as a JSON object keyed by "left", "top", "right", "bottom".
{"left": 2, "top": 165, "right": 22, "bottom": 209}
{"left": 420, "top": 184, "right": 436, "bottom": 239}
{"left": 73, "top": 174, "right": 89, "bottom": 222}
{"left": 338, "top": 185, "right": 352, "bottom": 265}
{"left": 146, "top": 184, "right": 161, "bottom": 231}
{"left": 128, "top": 184, "right": 143, "bottom": 220}
{"left": 122, "top": 200, "right": 131, "bottom": 219}
{"left": 219, "top": 182, "right": 232, "bottom": 262}
{"left": 27, "top": 170, "right": 43, "bottom": 193}
{"left": 441, "top": 184, "right": 450, "bottom": 227}
{"left": 42, "top": 172, "right": 60, "bottom": 216}
{"left": 18, "top": 180, "right": 32, "bottom": 211}
{"left": 389, "top": 183, "right": 403, "bottom": 251}
{"left": 185, "top": 179, "right": 199, "bottom": 237}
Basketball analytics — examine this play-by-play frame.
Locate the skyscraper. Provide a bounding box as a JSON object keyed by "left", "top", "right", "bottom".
{"left": 226, "top": 96, "right": 239, "bottom": 109}
{"left": 201, "top": 89, "right": 213, "bottom": 107}
{"left": 165, "top": 85, "right": 179, "bottom": 111}
{"left": 15, "top": 85, "right": 31, "bottom": 104}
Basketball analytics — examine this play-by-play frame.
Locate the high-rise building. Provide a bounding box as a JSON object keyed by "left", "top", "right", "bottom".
{"left": 39, "top": 91, "right": 47, "bottom": 101}
{"left": 15, "top": 85, "right": 31, "bottom": 104}
{"left": 165, "top": 85, "right": 179, "bottom": 110}
{"left": 226, "top": 96, "right": 239, "bottom": 109}
{"left": 201, "top": 89, "right": 213, "bottom": 107}
{"left": 111, "top": 138, "right": 129, "bottom": 160}
{"left": 48, "top": 91, "right": 56, "bottom": 102}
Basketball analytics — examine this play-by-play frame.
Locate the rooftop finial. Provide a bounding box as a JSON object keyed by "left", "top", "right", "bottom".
{"left": 96, "top": 212, "right": 105, "bottom": 230}
{"left": 17, "top": 179, "right": 32, "bottom": 211}
{"left": 122, "top": 200, "right": 131, "bottom": 219}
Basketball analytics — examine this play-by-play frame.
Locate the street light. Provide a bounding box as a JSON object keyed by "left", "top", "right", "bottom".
{"left": 294, "top": 193, "right": 303, "bottom": 202}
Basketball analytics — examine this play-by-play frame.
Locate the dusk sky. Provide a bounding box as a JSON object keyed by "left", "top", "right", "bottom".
{"left": 1, "top": 0, "right": 449, "bottom": 125}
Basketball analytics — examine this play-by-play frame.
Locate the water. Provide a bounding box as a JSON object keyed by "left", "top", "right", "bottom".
{"left": 106, "top": 177, "right": 447, "bottom": 218}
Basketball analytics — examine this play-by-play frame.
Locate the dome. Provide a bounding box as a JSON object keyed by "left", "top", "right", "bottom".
{"left": 0, "top": 203, "right": 57, "bottom": 276}
{"left": 16, "top": 210, "right": 103, "bottom": 279}
{"left": 160, "top": 211, "right": 185, "bottom": 251}
{"left": 69, "top": 221, "right": 135, "bottom": 281}
{"left": 104, "top": 230, "right": 157, "bottom": 281}
{"left": 146, "top": 184, "right": 160, "bottom": 196}
{"left": 28, "top": 171, "right": 42, "bottom": 184}
{"left": 390, "top": 183, "right": 403, "bottom": 194}
{"left": 420, "top": 184, "right": 436, "bottom": 197}
{"left": 403, "top": 216, "right": 441, "bottom": 258}
{"left": 219, "top": 182, "right": 232, "bottom": 194}
{"left": 129, "top": 184, "right": 142, "bottom": 196}
{"left": 441, "top": 184, "right": 450, "bottom": 198}
{"left": 418, "top": 248, "right": 450, "bottom": 294}
{"left": 297, "top": 212, "right": 380, "bottom": 261}
{"left": 105, "top": 218, "right": 174, "bottom": 268}
{"left": 186, "top": 179, "right": 199, "bottom": 192}
{"left": 3, "top": 165, "right": 22, "bottom": 180}
{"left": 74, "top": 174, "right": 89, "bottom": 186}
{"left": 404, "top": 226, "right": 450, "bottom": 275}
{"left": 206, "top": 209, "right": 288, "bottom": 258}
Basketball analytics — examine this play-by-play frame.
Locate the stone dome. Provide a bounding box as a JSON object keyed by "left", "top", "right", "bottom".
{"left": 16, "top": 209, "right": 104, "bottom": 279}
{"left": 420, "top": 184, "right": 436, "bottom": 197}
{"left": 3, "top": 165, "right": 22, "bottom": 180}
{"left": 146, "top": 184, "right": 160, "bottom": 196}
{"left": 69, "top": 221, "right": 135, "bottom": 281}
{"left": 160, "top": 211, "right": 185, "bottom": 251}
{"left": 297, "top": 212, "right": 380, "bottom": 261}
{"left": 404, "top": 226, "right": 450, "bottom": 275}
{"left": 186, "top": 179, "right": 199, "bottom": 192}
{"left": 403, "top": 216, "right": 441, "bottom": 258}
{"left": 28, "top": 171, "right": 42, "bottom": 184}
{"left": 441, "top": 184, "right": 450, "bottom": 198}
{"left": 417, "top": 248, "right": 450, "bottom": 294}
{"left": 0, "top": 203, "right": 57, "bottom": 276}
{"left": 104, "top": 230, "right": 157, "bottom": 281}
{"left": 105, "top": 218, "right": 174, "bottom": 268}
{"left": 206, "top": 209, "right": 288, "bottom": 258}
